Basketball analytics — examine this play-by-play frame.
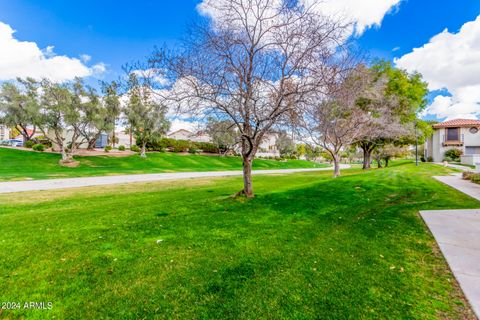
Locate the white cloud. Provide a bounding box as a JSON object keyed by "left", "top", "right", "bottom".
{"left": 0, "top": 21, "right": 105, "bottom": 82}
{"left": 92, "top": 62, "right": 107, "bottom": 75}
{"left": 80, "top": 54, "right": 92, "bottom": 63}
{"left": 304, "top": 0, "right": 402, "bottom": 35}
{"left": 168, "top": 119, "right": 199, "bottom": 134}
{"left": 131, "top": 69, "right": 170, "bottom": 86}
{"left": 395, "top": 15, "right": 480, "bottom": 119}
{"left": 198, "top": 0, "right": 402, "bottom": 36}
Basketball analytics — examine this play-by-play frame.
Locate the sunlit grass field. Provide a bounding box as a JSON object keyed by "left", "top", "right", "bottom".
{"left": 0, "top": 161, "right": 477, "bottom": 319}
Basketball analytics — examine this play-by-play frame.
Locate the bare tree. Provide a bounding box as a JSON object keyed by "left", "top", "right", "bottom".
{"left": 153, "top": 0, "right": 349, "bottom": 197}
{"left": 356, "top": 105, "right": 412, "bottom": 170}
{"left": 299, "top": 66, "right": 373, "bottom": 177}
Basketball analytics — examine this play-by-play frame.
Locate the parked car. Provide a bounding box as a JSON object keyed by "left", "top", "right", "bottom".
{"left": 1, "top": 139, "right": 24, "bottom": 147}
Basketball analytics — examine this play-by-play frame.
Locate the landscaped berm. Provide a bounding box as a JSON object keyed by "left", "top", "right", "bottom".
{"left": 0, "top": 147, "right": 325, "bottom": 181}
{"left": 0, "top": 161, "right": 478, "bottom": 319}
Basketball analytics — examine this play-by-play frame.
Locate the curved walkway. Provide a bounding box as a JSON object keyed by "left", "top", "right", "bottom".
{"left": 0, "top": 165, "right": 349, "bottom": 194}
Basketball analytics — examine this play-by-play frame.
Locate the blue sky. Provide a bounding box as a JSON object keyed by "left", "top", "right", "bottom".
{"left": 0, "top": 0, "right": 480, "bottom": 120}
{"left": 0, "top": 0, "right": 202, "bottom": 81}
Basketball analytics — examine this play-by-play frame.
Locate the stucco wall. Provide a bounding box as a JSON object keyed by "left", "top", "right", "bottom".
{"left": 427, "top": 127, "right": 480, "bottom": 163}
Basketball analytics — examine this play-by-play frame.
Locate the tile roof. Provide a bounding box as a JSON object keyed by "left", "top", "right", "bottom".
{"left": 433, "top": 119, "right": 480, "bottom": 128}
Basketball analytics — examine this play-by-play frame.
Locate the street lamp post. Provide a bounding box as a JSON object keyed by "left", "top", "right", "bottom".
{"left": 415, "top": 121, "right": 419, "bottom": 166}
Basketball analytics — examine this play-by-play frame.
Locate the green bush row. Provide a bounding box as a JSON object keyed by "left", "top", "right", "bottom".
{"left": 140, "top": 138, "right": 220, "bottom": 154}
{"left": 32, "top": 144, "right": 45, "bottom": 152}
{"left": 462, "top": 171, "right": 480, "bottom": 184}
{"left": 24, "top": 137, "right": 52, "bottom": 149}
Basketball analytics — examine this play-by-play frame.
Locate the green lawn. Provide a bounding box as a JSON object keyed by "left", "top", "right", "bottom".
{"left": 0, "top": 147, "right": 325, "bottom": 181}
{"left": 0, "top": 162, "right": 477, "bottom": 319}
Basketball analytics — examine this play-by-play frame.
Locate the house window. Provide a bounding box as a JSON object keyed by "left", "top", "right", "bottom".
{"left": 446, "top": 128, "right": 460, "bottom": 141}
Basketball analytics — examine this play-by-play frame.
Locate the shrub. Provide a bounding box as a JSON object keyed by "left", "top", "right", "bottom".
{"left": 32, "top": 144, "right": 45, "bottom": 152}
{"left": 139, "top": 137, "right": 174, "bottom": 152}
{"left": 34, "top": 136, "right": 52, "bottom": 148}
{"left": 427, "top": 156, "right": 434, "bottom": 162}
{"left": 189, "top": 147, "right": 199, "bottom": 154}
{"left": 130, "top": 145, "right": 140, "bottom": 153}
{"left": 420, "top": 156, "right": 426, "bottom": 162}
{"left": 158, "top": 138, "right": 176, "bottom": 150}
{"left": 463, "top": 171, "right": 474, "bottom": 180}
{"left": 118, "top": 145, "right": 125, "bottom": 151}
{"left": 471, "top": 174, "right": 480, "bottom": 184}
{"left": 462, "top": 171, "right": 480, "bottom": 184}
{"left": 25, "top": 140, "right": 35, "bottom": 148}
{"left": 195, "top": 142, "right": 219, "bottom": 154}
{"left": 444, "top": 148, "right": 463, "bottom": 162}
{"left": 104, "top": 146, "right": 112, "bottom": 153}
{"left": 172, "top": 139, "right": 191, "bottom": 153}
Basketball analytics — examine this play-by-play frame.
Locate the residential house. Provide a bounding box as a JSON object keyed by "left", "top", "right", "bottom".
{"left": 256, "top": 132, "right": 280, "bottom": 157}
{"left": 13, "top": 128, "right": 43, "bottom": 143}
{"left": 425, "top": 119, "right": 480, "bottom": 165}
{"left": 168, "top": 129, "right": 193, "bottom": 141}
{"left": 116, "top": 130, "right": 135, "bottom": 148}
{"left": 168, "top": 128, "right": 281, "bottom": 157}
{"left": 0, "top": 125, "right": 11, "bottom": 141}
{"left": 167, "top": 129, "right": 211, "bottom": 143}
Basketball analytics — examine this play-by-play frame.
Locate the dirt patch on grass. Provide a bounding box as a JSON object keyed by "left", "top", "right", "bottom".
{"left": 75, "top": 149, "right": 136, "bottom": 157}
{"left": 59, "top": 160, "right": 80, "bottom": 167}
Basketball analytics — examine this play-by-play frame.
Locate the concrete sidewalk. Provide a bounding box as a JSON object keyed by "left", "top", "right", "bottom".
{"left": 0, "top": 166, "right": 347, "bottom": 194}
{"left": 434, "top": 162, "right": 474, "bottom": 172}
{"left": 421, "top": 209, "right": 480, "bottom": 318}
{"left": 434, "top": 173, "right": 480, "bottom": 201}
{"left": 420, "top": 173, "right": 480, "bottom": 318}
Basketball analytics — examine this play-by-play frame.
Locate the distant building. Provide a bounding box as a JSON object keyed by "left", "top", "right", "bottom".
{"left": 168, "top": 129, "right": 193, "bottom": 140}
{"left": 13, "top": 128, "right": 42, "bottom": 142}
{"left": 167, "top": 129, "right": 211, "bottom": 143}
{"left": 256, "top": 132, "right": 280, "bottom": 157}
{"left": 167, "top": 128, "right": 283, "bottom": 157}
{"left": 115, "top": 130, "right": 135, "bottom": 148}
{"left": 0, "top": 125, "right": 11, "bottom": 141}
{"left": 425, "top": 118, "right": 480, "bottom": 165}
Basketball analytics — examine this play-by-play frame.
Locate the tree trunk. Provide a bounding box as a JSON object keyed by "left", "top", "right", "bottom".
{"left": 363, "top": 149, "right": 372, "bottom": 169}
{"left": 333, "top": 154, "right": 341, "bottom": 177}
{"left": 385, "top": 158, "right": 389, "bottom": 167}
{"left": 376, "top": 156, "right": 383, "bottom": 168}
{"left": 360, "top": 142, "right": 375, "bottom": 170}
{"left": 140, "top": 142, "right": 147, "bottom": 158}
{"left": 112, "top": 124, "right": 116, "bottom": 148}
{"left": 60, "top": 147, "right": 68, "bottom": 161}
{"left": 59, "top": 145, "right": 73, "bottom": 162}
{"left": 242, "top": 155, "right": 254, "bottom": 198}
{"left": 87, "top": 139, "right": 96, "bottom": 150}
